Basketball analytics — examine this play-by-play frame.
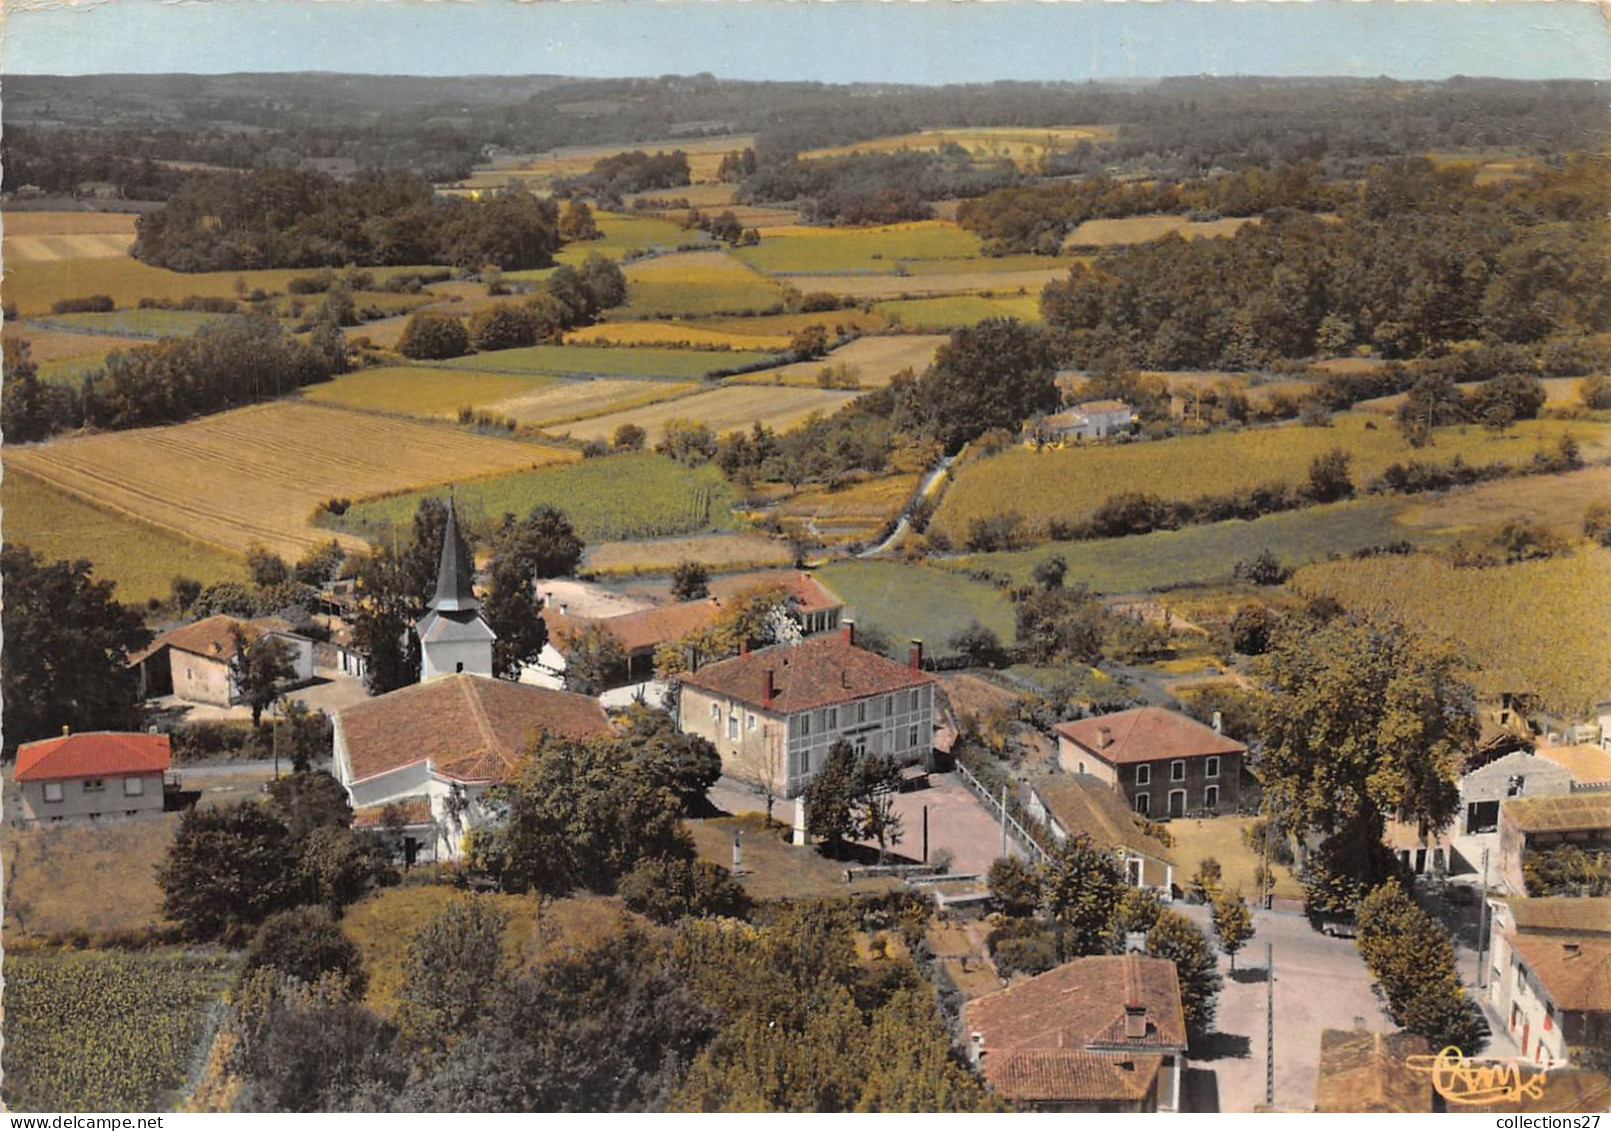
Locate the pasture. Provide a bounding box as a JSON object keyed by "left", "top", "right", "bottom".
{"left": 816, "top": 559, "right": 1017, "bottom": 653}
{"left": 690, "top": 309, "right": 889, "bottom": 337}
{"left": 483, "top": 377, "right": 697, "bottom": 428}
{"left": 2, "top": 815, "right": 177, "bottom": 940}
{"left": 1395, "top": 466, "right": 1611, "bottom": 537}
{"left": 618, "top": 251, "right": 785, "bottom": 317}
{"left": 738, "top": 333, "right": 948, "bottom": 388}
{"left": 552, "top": 211, "right": 702, "bottom": 266}
{"left": 566, "top": 319, "right": 795, "bottom": 351}
{"left": 561, "top": 384, "right": 863, "bottom": 444}
{"left": 732, "top": 221, "right": 981, "bottom": 275}
{"left": 2, "top": 469, "right": 244, "bottom": 603}
{"left": 301, "top": 366, "right": 549, "bottom": 418}
{"left": 34, "top": 308, "right": 238, "bottom": 339}
{"left": 585, "top": 533, "right": 794, "bottom": 574}
{"left": 1065, "top": 215, "right": 1256, "bottom": 248}
{"left": 328, "top": 452, "right": 737, "bottom": 544}
{"left": 437, "top": 342, "right": 780, "bottom": 380}
{"left": 931, "top": 415, "right": 1611, "bottom": 543}
{"left": 6, "top": 401, "right": 568, "bottom": 558}
{"left": 875, "top": 293, "right": 1044, "bottom": 329}
{"left": 1294, "top": 548, "right": 1611, "bottom": 716}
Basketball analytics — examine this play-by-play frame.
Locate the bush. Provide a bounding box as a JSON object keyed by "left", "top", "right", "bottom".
{"left": 469, "top": 305, "right": 538, "bottom": 352}
{"left": 987, "top": 856, "right": 1041, "bottom": 917}
{"left": 50, "top": 294, "right": 115, "bottom": 314}
{"left": 398, "top": 311, "right": 470, "bottom": 360}
{"left": 243, "top": 906, "right": 368, "bottom": 998}
{"left": 617, "top": 856, "right": 750, "bottom": 925}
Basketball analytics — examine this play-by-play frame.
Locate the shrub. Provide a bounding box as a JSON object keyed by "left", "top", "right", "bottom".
{"left": 987, "top": 856, "right": 1042, "bottom": 917}
{"left": 50, "top": 294, "right": 115, "bottom": 314}
{"left": 243, "top": 906, "right": 368, "bottom": 998}
{"left": 617, "top": 856, "right": 750, "bottom": 925}
{"left": 469, "top": 305, "right": 538, "bottom": 352}
{"left": 398, "top": 311, "right": 470, "bottom": 360}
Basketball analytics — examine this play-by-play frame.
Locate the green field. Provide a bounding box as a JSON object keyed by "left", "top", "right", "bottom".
{"left": 949, "top": 497, "right": 1451, "bottom": 594}
{"left": 618, "top": 251, "right": 786, "bottom": 317}
{"left": 3, "top": 469, "right": 245, "bottom": 604}
{"left": 557, "top": 211, "right": 705, "bottom": 263}
{"left": 437, "top": 342, "right": 779, "bottom": 380}
{"left": 816, "top": 559, "right": 1017, "bottom": 654}
{"left": 37, "top": 308, "right": 241, "bottom": 338}
{"left": 874, "top": 293, "right": 1044, "bottom": 329}
{"left": 302, "top": 365, "right": 552, "bottom": 417}
{"left": 38, "top": 352, "right": 118, "bottom": 384}
{"left": 2, "top": 949, "right": 239, "bottom": 1111}
{"left": 325, "top": 451, "right": 737, "bottom": 544}
{"left": 933, "top": 416, "right": 1611, "bottom": 544}
{"left": 733, "top": 222, "right": 981, "bottom": 275}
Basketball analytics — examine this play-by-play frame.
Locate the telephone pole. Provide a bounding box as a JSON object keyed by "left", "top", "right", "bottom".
{"left": 1265, "top": 941, "right": 1276, "bottom": 1109}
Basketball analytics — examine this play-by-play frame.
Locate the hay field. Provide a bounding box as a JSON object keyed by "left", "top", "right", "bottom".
{"left": 625, "top": 182, "right": 737, "bottom": 208}
{"left": 875, "top": 293, "right": 1044, "bottom": 329}
{"left": 302, "top": 366, "right": 549, "bottom": 418}
{"left": 932, "top": 415, "right": 1611, "bottom": 543}
{"left": 618, "top": 251, "right": 784, "bottom": 317}
{"left": 463, "top": 134, "right": 755, "bottom": 191}
{"left": 900, "top": 253, "right": 1085, "bottom": 276}
{"left": 561, "top": 384, "right": 862, "bottom": 444}
{"left": 5, "top": 257, "right": 304, "bottom": 317}
{"left": 788, "top": 267, "right": 1067, "bottom": 300}
{"left": 483, "top": 378, "right": 697, "bottom": 427}
{"left": 565, "top": 319, "right": 794, "bottom": 351}
{"left": 2, "top": 470, "right": 244, "bottom": 604}
{"left": 3, "top": 211, "right": 138, "bottom": 263}
{"left": 732, "top": 221, "right": 981, "bottom": 275}
{"left": 692, "top": 309, "right": 890, "bottom": 336}
{"left": 736, "top": 333, "right": 947, "bottom": 387}
{"left": 6, "top": 402, "right": 569, "bottom": 558}
{"left": 546, "top": 212, "right": 701, "bottom": 269}
{"left": 586, "top": 533, "right": 793, "bottom": 574}
{"left": 1354, "top": 377, "right": 1587, "bottom": 414}
{"left": 438, "top": 341, "right": 778, "bottom": 379}
{"left": 800, "top": 125, "right": 1117, "bottom": 166}
{"left": 1065, "top": 215, "right": 1256, "bottom": 248}
{"left": 1396, "top": 467, "right": 1611, "bottom": 536}
{"left": 3, "top": 323, "right": 146, "bottom": 363}
{"left": 346, "top": 313, "right": 412, "bottom": 349}
{"left": 2, "top": 815, "right": 177, "bottom": 939}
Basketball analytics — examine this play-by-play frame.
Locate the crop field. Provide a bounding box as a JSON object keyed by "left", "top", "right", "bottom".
{"left": 346, "top": 312, "right": 411, "bottom": 349}
{"left": 774, "top": 473, "right": 923, "bottom": 541}
{"left": 1065, "top": 215, "right": 1256, "bottom": 248}
{"left": 35, "top": 308, "right": 239, "bottom": 338}
{"left": 732, "top": 221, "right": 982, "bottom": 275}
{"left": 626, "top": 182, "right": 737, "bottom": 208}
{"left": 789, "top": 267, "right": 1068, "bottom": 300}
{"left": 1396, "top": 466, "right": 1611, "bottom": 537}
{"left": 737, "top": 333, "right": 948, "bottom": 387}
{"left": 949, "top": 497, "right": 1450, "bottom": 594}
{"left": 1294, "top": 548, "right": 1611, "bottom": 715}
{"left": 483, "top": 377, "right": 697, "bottom": 428}
{"left": 691, "top": 309, "right": 890, "bottom": 337}
{"left": 875, "top": 293, "right": 1043, "bottom": 329}
{"left": 543, "top": 212, "right": 703, "bottom": 270}
{"left": 816, "top": 559, "right": 1017, "bottom": 652}
{"left": 1354, "top": 376, "right": 1587, "bottom": 414}
{"left": 800, "top": 125, "right": 1117, "bottom": 166}
{"left": 4, "top": 322, "right": 147, "bottom": 362}
{"left": 463, "top": 134, "right": 755, "bottom": 191}
{"left": 5, "top": 256, "right": 307, "bottom": 317}
{"left": 6, "top": 401, "right": 568, "bottom": 558}
{"left": 2, "top": 470, "right": 244, "bottom": 603}
{"left": 3, "top": 949, "right": 239, "bottom": 1111}
{"left": 437, "top": 341, "right": 779, "bottom": 380}
{"left": 565, "top": 319, "right": 795, "bottom": 351}
{"left": 301, "top": 365, "right": 550, "bottom": 418}
{"left": 901, "top": 253, "right": 1086, "bottom": 276}
{"left": 563, "top": 384, "right": 863, "bottom": 445}
{"left": 932, "top": 415, "right": 1611, "bottom": 543}
{"left": 3, "top": 210, "right": 139, "bottom": 262}
{"left": 586, "top": 532, "right": 794, "bottom": 574}
{"left": 327, "top": 452, "right": 737, "bottom": 544}
{"left": 617, "top": 251, "right": 785, "bottom": 317}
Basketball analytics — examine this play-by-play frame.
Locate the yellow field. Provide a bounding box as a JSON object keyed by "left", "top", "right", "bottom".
{"left": 562, "top": 384, "right": 863, "bottom": 444}
{"left": 691, "top": 309, "right": 890, "bottom": 336}
{"left": 3, "top": 323, "right": 147, "bottom": 363}
{"left": 483, "top": 378, "right": 698, "bottom": 428}
{"left": 2, "top": 815, "right": 179, "bottom": 939}
{"left": 619, "top": 250, "right": 784, "bottom": 317}
{"left": 1065, "top": 215, "right": 1256, "bottom": 248}
{"left": 625, "top": 182, "right": 737, "bottom": 208}
{"left": 6, "top": 234, "right": 136, "bottom": 263}
{"left": 736, "top": 333, "right": 948, "bottom": 388}
{"left": 5, "top": 401, "right": 571, "bottom": 558}
{"left": 784, "top": 267, "right": 1068, "bottom": 300}
{"left": 586, "top": 533, "right": 794, "bottom": 574}
{"left": 1294, "top": 549, "right": 1611, "bottom": 715}
{"left": 801, "top": 125, "right": 1117, "bottom": 166}
{"left": 1396, "top": 466, "right": 1611, "bottom": 536}
{"left": 565, "top": 319, "right": 794, "bottom": 351}
{"left": 4, "top": 257, "right": 306, "bottom": 317}
{"left": 3, "top": 211, "right": 142, "bottom": 237}
{"left": 462, "top": 134, "right": 756, "bottom": 191}
{"left": 346, "top": 313, "right": 411, "bottom": 349}
{"left": 301, "top": 366, "right": 549, "bottom": 418}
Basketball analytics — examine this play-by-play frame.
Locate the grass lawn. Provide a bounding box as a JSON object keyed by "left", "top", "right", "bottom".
{"left": 1, "top": 814, "right": 178, "bottom": 940}
{"left": 816, "top": 559, "right": 1017, "bottom": 655}
{"left": 688, "top": 813, "right": 903, "bottom": 902}
{"left": 302, "top": 365, "right": 551, "bottom": 418}
{"left": 585, "top": 532, "right": 795, "bottom": 574}
{"left": 732, "top": 221, "right": 981, "bottom": 275}
{"left": 436, "top": 342, "right": 779, "bottom": 380}
{"left": 1166, "top": 815, "right": 1304, "bottom": 902}
{"left": 874, "top": 293, "right": 1044, "bottom": 329}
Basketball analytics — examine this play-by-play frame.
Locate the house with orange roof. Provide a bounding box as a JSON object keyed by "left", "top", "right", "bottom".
{"left": 14, "top": 730, "right": 171, "bottom": 824}
{"left": 1487, "top": 910, "right": 1611, "bottom": 1068}
{"left": 1056, "top": 707, "right": 1246, "bottom": 819}
{"left": 963, "top": 954, "right": 1188, "bottom": 1112}
{"left": 129, "top": 614, "right": 315, "bottom": 707}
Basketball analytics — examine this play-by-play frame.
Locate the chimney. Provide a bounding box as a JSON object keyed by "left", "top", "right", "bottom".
{"left": 61, "top": 725, "right": 71, "bottom": 737}
{"left": 763, "top": 668, "right": 775, "bottom": 709}
{"left": 909, "top": 639, "right": 924, "bottom": 671}
{"left": 969, "top": 1031, "right": 984, "bottom": 1067}
{"left": 843, "top": 620, "right": 856, "bottom": 647}
{"left": 1098, "top": 725, "right": 1113, "bottom": 750}
{"left": 559, "top": 602, "right": 569, "bottom": 616}
{"left": 1124, "top": 1003, "right": 1148, "bottom": 1040}
{"left": 1212, "top": 710, "right": 1223, "bottom": 734}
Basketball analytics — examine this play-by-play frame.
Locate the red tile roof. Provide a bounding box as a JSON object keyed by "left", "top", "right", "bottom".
{"left": 337, "top": 674, "right": 611, "bottom": 785}
{"left": 986, "top": 1050, "right": 1163, "bottom": 1105}
{"left": 1509, "top": 934, "right": 1611, "bottom": 1013}
{"left": 965, "top": 955, "right": 1188, "bottom": 1058}
{"left": 1314, "top": 1030, "right": 1433, "bottom": 1113}
{"left": 129, "top": 615, "right": 297, "bottom": 666}
{"left": 15, "top": 732, "right": 170, "bottom": 783}
{"left": 1505, "top": 897, "right": 1611, "bottom": 936}
{"left": 352, "top": 797, "right": 434, "bottom": 830}
{"left": 1056, "top": 707, "right": 1246, "bottom": 766}
{"left": 681, "top": 636, "right": 934, "bottom": 714}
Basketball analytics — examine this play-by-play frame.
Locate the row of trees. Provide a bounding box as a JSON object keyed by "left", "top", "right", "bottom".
{"left": 737, "top": 149, "right": 1018, "bottom": 226}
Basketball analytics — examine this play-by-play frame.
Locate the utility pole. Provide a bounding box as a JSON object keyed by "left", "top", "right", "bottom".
{"left": 1000, "top": 784, "right": 1009, "bottom": 858}
{"left": 922, "top": 805, "right": 929, "bottom": 864}
{"left": 1265, "top": 941, "right": 1275, "bottom": 1109}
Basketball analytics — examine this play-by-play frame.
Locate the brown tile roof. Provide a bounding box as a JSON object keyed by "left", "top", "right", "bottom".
{"left": 986, "top": 1050, "right": 1163, "bottom": 1105}
{"left": 1074, "top": 399, "right": 1134, "bottom": 414}
{"left": 1465, "top": 1069, "right": 1611, "bottom": 1114}
{"left": 1505, "top": 897, "right": 1611, "bottom": 936}
{"left": 129, "top": 615, "right": 297, "bottom": 666}
{"left": 337, "top": 673, "right": 610, "bottom": 785}
{"left": 351, "top": 797, "right": 434, "bottom": 830}
{"left": 964, "top": 955, "right": 1187, "bottom": 1058}
{"left": 1056, "top": 707, "right": 1246, "bottom": 766}
{"left": 544, "top": 599, "right": 724, "bottom": 656}
{"left": 681, "top": 636, "right": 934, "bottom": 714}
{"left": 1504, "top": 793, "right": 1611, "bottom": 835}
{"left": 1314, "top": 1030, "right": 1433, "bottom": 1113}
{"left": 708, "top": 571, "right": 842, "bottom": 615}
{"left": 1536, "top": 744, "right": 1611, "bottom": 785}
{"left": 1032, "top": 775, "right": 1174, "bottom": 866}
{"left": 1509, "top": 934, "right": 1611, "bottom": 1013}
{"left": 15, "top": 732, "right": 171, "bottom": 783}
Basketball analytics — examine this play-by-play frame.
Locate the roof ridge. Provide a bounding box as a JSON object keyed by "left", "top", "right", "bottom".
{"left": 456, "top": 675, "right": 505, "bottom": 767}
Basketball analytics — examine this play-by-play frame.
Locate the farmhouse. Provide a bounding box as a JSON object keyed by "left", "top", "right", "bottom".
{"left": 1056, "top": 707, "right": 1245, "bottom": 819}
{"left": 14, "top": 731, "right": 171, "bottom": 825}
{"left": 678, "top": 624, "right": 936, "bottom": 798}
{"left": 1497, "top": 794, "right": 1611, "bottom": 896}
{"left": 1027, "top": 399, "right": 1136, "bottom": 447}
{"left": 1483, "top": 897, "right": 1611, "bottom": 1068}
{"left": 963, "top": 955, "right": 1188, "bottom": 1113}
{"left": 129, "top": 614, "right": 315, "bottom": 707}
{"left": 1025, "top": 774, "right": 1175, "bottom": 896}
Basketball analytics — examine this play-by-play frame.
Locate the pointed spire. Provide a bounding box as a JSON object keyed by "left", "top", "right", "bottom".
{"left": 430, "top": 498, "right": 478, "bottom": 613}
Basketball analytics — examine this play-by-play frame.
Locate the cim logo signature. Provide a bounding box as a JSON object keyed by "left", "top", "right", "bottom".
{"left": 1405, "top": 1046, "right": 1551, "bottom": 1106}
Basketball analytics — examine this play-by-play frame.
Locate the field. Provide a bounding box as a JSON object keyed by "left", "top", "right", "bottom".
{"left": 875, "top": 293, "right": 1044, "bottom": 329}
{"left": 3, "top": 469, "right": 244, "bottom": 603}
{"left": 932, "top": 415, "right": 1611, "bottom": 543}
{"left": 482, "top": 377, "right": 697, "bottom": 428}
{"left": 460, "top": 134, "right": 755, "bottom": 191}
{"left": 689, "top": 309, "right": 890, "bottom": 337}
{"left": 6, "top": 401, "right": 569, "bottom": 558}
{"left": 562, "top": 384, "right": 863, "bottom": 444}
{"left": 774, "top": 473, "right": 923, "bottom": 542}
{"left": 33, "top": 308, "right": 239, "bottom": 338}
{"left": 1353, "top": 376, "right": 1588, "bottom": 414}
{"left": 787, "top": 267, "right": 1067, "bottom": 300}
{"left": 328, "top": 452, "right": 737, "bottom": 544}
{"left": 799, "top": 125, "right": 1117, "bottom": 166}
{"left": 1293, "top": 548, "right": 1611, "bottom": 715}
{"left": 1396, "top": 467, "right": 1611, "bottom": 536}
{"left": 4, "top": 322, "right": 148, "bottom": 362}
{"left": 816, "top": 559, "right": 1017, "bottom": 652}
{"left": 3, "top": 256, "right": 311, "bottom": 317}
{"left": 3, "top": 210, "right": 138, "bottom": 262}
{"left": 732, "top": 221, "right": 981, "bottom": 275}
{"left": 585, "top": 533, "right": 794, "bottom": 574}
{"left": 1066, "top": 215, "right": 1256, "bottom": 248}
{"left": 617, "top": 250, "right": 785, "bottom": 317}
{"left": 739, "top": 333, "right": 948, "bottom": 388}
{"left": 2, "top": 814, "right": 178, "bottom": 939}
{"left": 1165, "top": 817, "right": 1305, "bottom": 902}
{"left": 301, "top": 365, "right": 550, "bottom": 418}
{"left": 550, "top": 211, "right": 703, "bottom": 265}
{"left": 566, "top": 319, "right": 795, "bottom": 351}
{"left": 2, "top": 949, "right": 239, "bottom": 1111}
{"left": 436, "top": 342, "right": 780, "bottom": 380}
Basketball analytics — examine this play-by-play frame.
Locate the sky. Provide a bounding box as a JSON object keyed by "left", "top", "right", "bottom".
{"left": 5, "top": 0, "right": 1609, "bottom": 83}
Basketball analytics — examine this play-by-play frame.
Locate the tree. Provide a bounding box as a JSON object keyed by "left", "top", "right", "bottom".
{"left": 1145, "top": 909, "right": 1222, "bottom": 1037}
{"left": 296, "top": 825, "right": 396, "bottom": 914}
{"left": 468, "top": 305, "right": 537, "bottom": 352}
{"left": 656, "top": 420, "right": 718, "bottom": 466}
{"left": 293, "top": 540, "right": 345, "bottom": 588}
{"left": 914, "top": 318, "right": 1059, "bottom": 454}
{"left": 481, "top": 507, "right": 580, "bottom": 681}
{"left": 399, "top": 311, "right": 470, "bottom": 360}
{"left": 618, "top": 704, "right": 722, "bottom": 814}
{"left": 1, "top": 546, "right": 151, "bottom": 749}
{"left": 231, "top": 626, "right": 299, "bottom": 727}
{"left": 1228, "top": 603, "right": 1276, "bottom": 656}
{"left": 265, "top": 770, "right": 352, "bottom": 839}
{"left": 277, "top": 699, "right": 333, "bottom": 773}
{"left": 397, "top": 897, "right": 510, "bottom": 1062}
{"left": 612, "top": 422, "right": 647, "bottom": 451}
{"left": 987, "top": 856, "right": 1042, "bottom": 917}
{"left": 561, "top": 623, "right": 626, "bottom": 696}
{"left": 855, "top": 752, "right": 905, "bottom": 863}
{"left": 1014, "top": 582, "right": 1105, "bottom": 666}
{"left": 671, "top": 560, "right": 710, "bottom": 602}
{"left": 618, "top": 856, "right": 749, "bottom": 925}
{"left": 1211, "top": 889, "right": 1255, "bottom": 971}
{"left": 790, "top": 323, "right": 830, "bottom": 360}
{"left": 1032, "top": 553, "right": 1069, "bottom": 591}
{"left": 158, "top": 802, "right": 300, "bottom": 944}
{"left": 1190, "top": 857, "right": 1224, "bottom": 904}
{"left": 558, "top": 197, "right": 601, "bottom": 241}
{"left": 1039, "top": 833, "right": 1126, "bottom": 957}
{"left": 1356, "top": 879, "right": 1486, "bottom": 1051}
{"left": 804, "top": 741, "right": 860, "bottom": 857}
{"left": 244, "top": 906, "right": 368, "bottom": 999}
{"left": 1306, "top": 448, "right": 1354, "bottom": 503}
{"left": 948, "top": 620, "right": 1005, "bottom": 668}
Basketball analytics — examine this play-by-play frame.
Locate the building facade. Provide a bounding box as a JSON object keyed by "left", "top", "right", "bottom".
{"left": 1056, "top": 707, "right": 1246, "bottom": 818}
{"left": 14, "top": 731, "right": 171, "bottom": 824}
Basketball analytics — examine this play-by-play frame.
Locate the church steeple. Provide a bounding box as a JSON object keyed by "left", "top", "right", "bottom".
{"left": 416, "top": 497, "right": 496, "bottom": 681}
{"left": 430, "top": 499, "right": 478, "bottom": 614}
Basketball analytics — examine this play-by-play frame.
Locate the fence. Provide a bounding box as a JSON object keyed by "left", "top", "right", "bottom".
{"left": 954, "top": 758, "right": 1049, "bottom": 865}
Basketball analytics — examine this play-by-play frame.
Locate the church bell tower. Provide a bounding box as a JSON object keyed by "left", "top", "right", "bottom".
{"left": 416, "top": 499, "right": 496, "bottom": 680}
